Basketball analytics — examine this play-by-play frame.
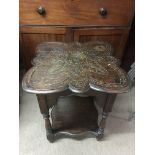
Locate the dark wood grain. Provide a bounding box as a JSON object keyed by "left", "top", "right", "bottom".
{"left": 20, "top": 0, "right": 134, "bottom": 26}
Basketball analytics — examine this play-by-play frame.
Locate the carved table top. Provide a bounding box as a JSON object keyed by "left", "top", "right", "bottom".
{"left": 22, "top": 41, "right": 131, "bottom": 94}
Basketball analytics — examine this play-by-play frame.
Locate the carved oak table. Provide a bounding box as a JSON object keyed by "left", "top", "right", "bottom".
{"left": 22, "top": 41, "right": 131, "bottom": 142}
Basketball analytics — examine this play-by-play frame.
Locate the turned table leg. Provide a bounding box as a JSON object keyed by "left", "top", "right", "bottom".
{"left": 37, "top": 94, "right": 54, "bottom": 142}
{"left": 95, "top": 93, "right": 116, "bottom": 140}
{"left": 96, "top": 112, "right": 108, "bottom": 140}
{"left": 94, "top": 94, "right": 108, "bottom": 140}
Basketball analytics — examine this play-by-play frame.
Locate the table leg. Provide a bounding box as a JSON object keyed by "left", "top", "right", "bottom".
{"left": 94, "top": 94, "right": 108, "bottom": 140}
{"left": 96, "top": 112, "right": 107, "bottom": 140}
{"left": 37, "top": 94, "right": 54, "bottom": 142}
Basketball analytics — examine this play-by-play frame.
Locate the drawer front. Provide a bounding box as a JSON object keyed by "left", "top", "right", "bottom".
{"left": 20, "top": 0, "right": 134, "bottom": 26}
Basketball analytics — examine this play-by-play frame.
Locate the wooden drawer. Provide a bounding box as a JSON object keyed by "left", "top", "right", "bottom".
{"left": 20, "top": 0, "right": 134, "bottom": 26}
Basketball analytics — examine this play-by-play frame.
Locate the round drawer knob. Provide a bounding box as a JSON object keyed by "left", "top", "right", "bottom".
{"left": 37, "top": 6, "right": 46, "bottom": 15}
{"left": 99, "top": 8, "right": 107, "bottom": 16}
